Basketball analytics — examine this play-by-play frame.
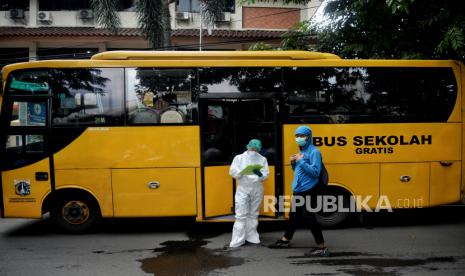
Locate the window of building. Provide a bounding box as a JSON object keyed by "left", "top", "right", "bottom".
{"left": 176, "top": 0, "right": 235, "bottom": 13}
{"left": 283, "top": 67, "right": 457, "bottom": 123}
{"left": 50, "top": 68, "right": 124, "bottom": 126}
{"left": 0, "top": 0, "right": 29, "bottom": 10}
{"left": 39, "top": 0, "right": 133, "bottom": 11}
{"left": 39, "top": 0, "right": 91, "bottom": 10}
{"left": 0, "top": 48, "right": 29, "bottom": 70}
{"left": 37, "top": 48, "right": 98, "bottom": 60}
{"left": 126, "top": 68, "right": 198, "bottom": 124}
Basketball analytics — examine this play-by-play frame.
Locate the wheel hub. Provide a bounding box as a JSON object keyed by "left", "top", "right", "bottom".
{"left": 62, "top": 201, "right": 90, "bottom": 225}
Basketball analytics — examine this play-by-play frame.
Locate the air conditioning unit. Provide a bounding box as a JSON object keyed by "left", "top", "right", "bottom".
{"left": 216, "top": 12, "right": 231, "bottom": 22}
{"left": 9, "top": 9, "right": 25, "bottom": 19}
{"left": 175, "top": 12, "right": 190, "bottom": 20}
{"left": 38, "top": 11, "right": 52, "bottom": 22}
{"left": 79, "top": 9, "right": 94, "bottom": 19}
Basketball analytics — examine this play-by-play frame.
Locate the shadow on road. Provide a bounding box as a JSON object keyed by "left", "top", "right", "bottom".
{"left": 3, "top": 205, "right": 464, "bottom": 236}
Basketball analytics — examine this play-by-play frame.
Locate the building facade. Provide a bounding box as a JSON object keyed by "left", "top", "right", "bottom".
{"left": 0, "top": 0, "right": 322, "bottom": 68}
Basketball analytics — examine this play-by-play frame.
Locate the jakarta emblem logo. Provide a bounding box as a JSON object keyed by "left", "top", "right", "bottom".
{"left": 14, "top": 180, "right": 31, "bottom": 196}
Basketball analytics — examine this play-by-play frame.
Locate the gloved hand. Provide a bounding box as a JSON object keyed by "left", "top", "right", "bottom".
{"left": 253, "top": 169, "right": 263, "bottom": 177}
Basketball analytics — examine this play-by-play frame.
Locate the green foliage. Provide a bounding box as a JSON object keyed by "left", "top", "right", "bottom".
{"left": 281, "top": 21, "right": 317, "bottom": 50}
{"left": 238, "top": 0, "right": 311, "bottom": 4}
{"left": 201, "top": 0, "right": 229, "bottom": 27}
{"left": 314, "top": 0, "right": 465, "bottom": 61}
{"left": 248, "top": 42, "right": 274, "bottom": 51}
{"left": 90, "top": 0, "right": 121, "bottom": 33}
{"left": 136, "top": 0, "right": 169, "bottom": 49}
{"left": 437, "top": 26, "right": 465, "bottom": 55}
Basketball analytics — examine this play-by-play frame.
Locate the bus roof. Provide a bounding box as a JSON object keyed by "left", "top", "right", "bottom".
{"left": 90, "top": 50, "right": 341, "bottom": 61}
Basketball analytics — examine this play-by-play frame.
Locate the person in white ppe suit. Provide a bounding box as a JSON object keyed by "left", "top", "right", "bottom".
{"left": 229, "top": 139, "right": 269, "bottom": 248}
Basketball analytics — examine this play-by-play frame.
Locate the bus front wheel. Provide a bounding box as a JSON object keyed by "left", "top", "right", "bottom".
{"left": 50, "top": 193, "right": 101, "bottom": 233}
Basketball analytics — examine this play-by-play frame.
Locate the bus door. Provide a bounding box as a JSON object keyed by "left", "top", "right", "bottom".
{"left": 1, "top": 92, "right": 52, "bottom": 218}
{"left": 199, "top": 93, "right": 281, "bottom": 219}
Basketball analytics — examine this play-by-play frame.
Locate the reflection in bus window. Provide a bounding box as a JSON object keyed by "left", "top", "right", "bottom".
{"left": 126, "top": 68, "right": 197, "bottom": 124}
{"left": 10, "top": 101, "right": 46, "bottom": 127}
{"left": 199, "top": 67, "right": 282, "bottom": 93}
{"left": 284, "top": 67, "right": 457, "bottom": 123}
{"left": 6, "top": 135, "right": 44, "bottom": 154}
{"left": 50, "top": 68, "right": 124, "bottom": 126}
{"left": 8, "top": 70, "right": 49, "bottom": 95}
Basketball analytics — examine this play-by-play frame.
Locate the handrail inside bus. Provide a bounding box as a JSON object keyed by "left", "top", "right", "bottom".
{"left": 91, "top": 50, "right": 341, "bottom": 61}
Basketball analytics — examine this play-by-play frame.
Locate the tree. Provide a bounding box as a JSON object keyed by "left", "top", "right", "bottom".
{"left": 92, "top": 0, "right": 313, "bottom": 49}
{"left": 250, "top": 0, "right": 465, "bottom": 62}
{"left": 91, "top": 0, "right": 231, "bottom": 49}
{"left": 314, "top": 0, "right": 465, "bottom": 61}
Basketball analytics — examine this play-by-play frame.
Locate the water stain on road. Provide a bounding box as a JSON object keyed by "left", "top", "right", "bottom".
{"left": 292, "top": 256, "right": 458, "bottom": 276}
{"left": 288, "top": 252, "right": 379, "bottom": 259}
{"left": 139, "top": 239, "right": 244, "bottom": 276}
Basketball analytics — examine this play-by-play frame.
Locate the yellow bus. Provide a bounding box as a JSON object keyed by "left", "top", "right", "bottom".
{"left": 1, "top": 51, "right": 464, "bottom": 232}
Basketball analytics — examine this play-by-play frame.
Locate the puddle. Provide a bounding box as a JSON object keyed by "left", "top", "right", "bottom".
{"left": 92, "top": 248, "right": 153, "bottom": 255}
{"left": 292, "top": 256, "right": 458, "bottom": 276}
{"left": 288, "top": 252, "right": 379, "bottom": 259}
{"left": 292, "top": 256, "right": 456, "bottom": 267}
{"left": 139, "top": 239, "right": 244, "bottom": 276}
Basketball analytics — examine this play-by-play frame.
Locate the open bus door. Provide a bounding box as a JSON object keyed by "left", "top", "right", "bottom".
{"left": 0, "top": 76, "right": 52, "bottom": 219}
{"left": 199, "top": 93, "right": 282, "bottom": 220}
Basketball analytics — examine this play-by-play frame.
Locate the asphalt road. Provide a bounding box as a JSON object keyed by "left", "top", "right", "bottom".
{"left": 1, "top": 206, "right": 464, "bottom": 276}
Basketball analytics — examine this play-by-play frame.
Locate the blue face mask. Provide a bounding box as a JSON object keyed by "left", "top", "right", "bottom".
{"left": 295, "top": 137, "right": 307, "bottom": 147}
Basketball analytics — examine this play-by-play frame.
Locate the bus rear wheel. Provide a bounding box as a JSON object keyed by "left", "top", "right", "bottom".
{"left": 315, "top": 192, "right": 353, "bottom": 228}
{"left": 50, "top": 193, "right": 100, "bottom": 233}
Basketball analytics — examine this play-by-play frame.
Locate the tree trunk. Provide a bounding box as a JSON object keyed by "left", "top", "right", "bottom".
{"left": 162, "top": 0, "right": 172, "bottom": 48}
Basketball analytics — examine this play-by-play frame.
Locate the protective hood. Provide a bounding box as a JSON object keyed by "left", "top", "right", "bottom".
{"left": 295, "top": 125, "right": 312, "bottom": 149}
{"left": 246, "top": 139, "right": 262, "bottom": 152}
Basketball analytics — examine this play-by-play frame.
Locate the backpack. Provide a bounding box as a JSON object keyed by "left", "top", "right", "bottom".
{"left": 318, "top": 158, "right": 329, "bottom": 187}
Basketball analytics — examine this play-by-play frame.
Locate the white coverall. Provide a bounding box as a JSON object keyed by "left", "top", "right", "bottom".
{"left": 229, "top": 150, "right": 269, "bottom": 247}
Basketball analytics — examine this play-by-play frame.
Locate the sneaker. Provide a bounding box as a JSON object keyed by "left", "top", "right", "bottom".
{"left": 304, "top": 247, "right": 330, "bottom": 257}
{"left": 268, "top": 239, "right": 290, "bottom": 248}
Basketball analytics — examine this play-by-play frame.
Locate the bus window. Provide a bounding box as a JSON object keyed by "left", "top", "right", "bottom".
{"left": 198, "top": 67, "right": 282, "bottom": 93}
{"left": 6, "top": 135, "right": 44, "bottom": 154}
{"left": 284, "top": 67, "right": 457, "bottom": 123}
{"left": 125, "top": 68, "right": 197, "bottom": 124}
{"left": 50, "top": 68, "right": 124, "bottom": 126}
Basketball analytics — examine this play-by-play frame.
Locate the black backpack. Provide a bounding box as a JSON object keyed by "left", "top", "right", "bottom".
{"left": 319, "top": 158, "right": 329, "bottom": 187}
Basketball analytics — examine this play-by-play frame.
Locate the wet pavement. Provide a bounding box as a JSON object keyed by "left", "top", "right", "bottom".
{"left": 0, "top": 206, "right": 464, "bottom": 275}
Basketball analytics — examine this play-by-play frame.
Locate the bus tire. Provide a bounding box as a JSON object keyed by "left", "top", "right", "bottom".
{"left": 315, "top": 193, "right": 353, "bottom": 228}
{"left": 50, "top": 192, "right": 101, "bottom": 233}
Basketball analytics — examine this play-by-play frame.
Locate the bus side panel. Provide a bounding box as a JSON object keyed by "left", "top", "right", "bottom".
{"left": 283, "top": 163, "right": 380, "bottom": 212}
{"left": 448, "top": 63, "right": 462, "bottom": 123}
{"left": 2, "top": 158, "right": 51, "bottom": 218}
{"left": 112, "top": 168, "right": 197, "bottom": 217}
{"left": 380, "top": 163, "right": 429, "bottom": 208}
{"left": 195, "top": 167, "right": 203, "bottom": 221}
{"left": 54, "top": 169, "right": 113, "bottom": 217}
{"left": 283, "top": 124, "right": 461, "bottom": 165}
{"left": 53, "top": 126, "right": 201, "bottom": 169}
{"left": 283, "top": 123, "right": 461, "bottom": 208}
{"left": 461, "top": 62, "right": 465, "bottom": 203}
{"left": 204, "top": 166, "right": 233, "bottom": 218}
{"left": 430, "top": 161, "right": 461, "bottom": 206}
